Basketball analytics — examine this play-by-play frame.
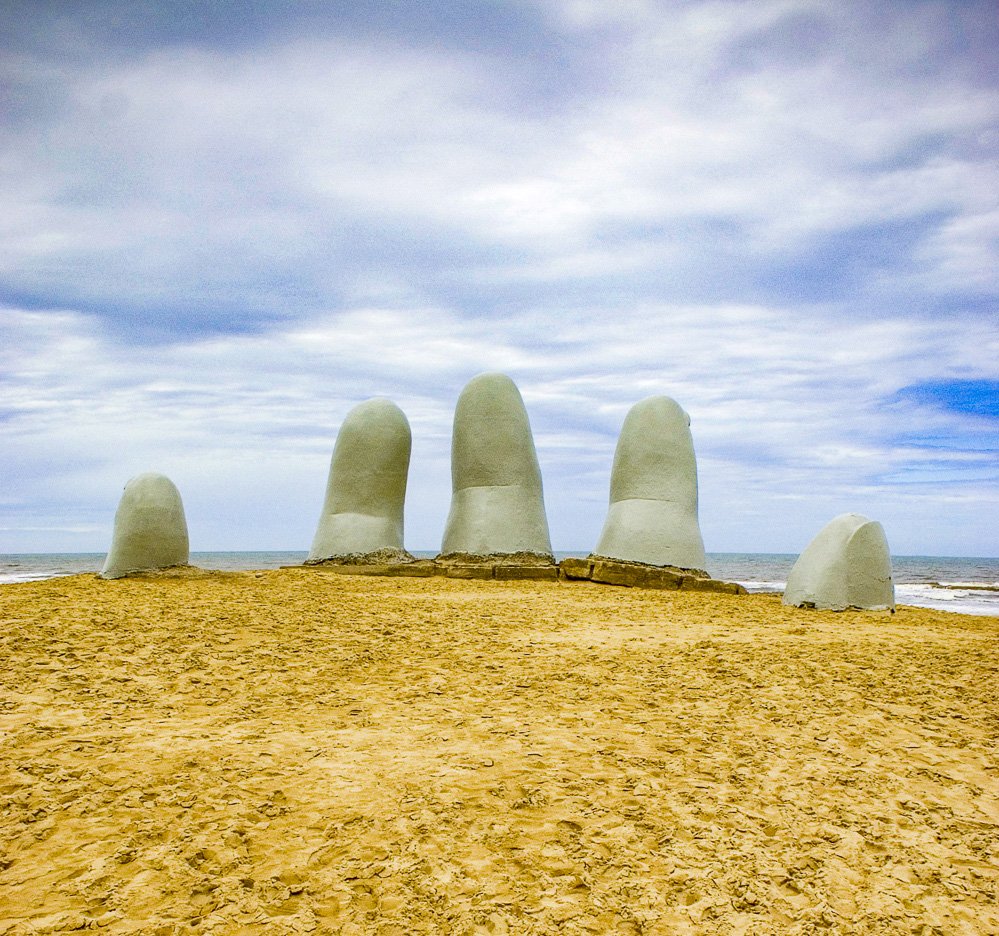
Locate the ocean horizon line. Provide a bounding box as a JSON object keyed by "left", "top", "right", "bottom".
{"left": 2, "top": 549, "right": 998, "bottom": 561}
{"left": 3, "top": 551, "right": 997, "bottom": 616}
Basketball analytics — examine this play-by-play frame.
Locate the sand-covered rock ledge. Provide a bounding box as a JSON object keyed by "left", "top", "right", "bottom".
{"left": 1, "top": 570, "right": 997, "bottom": 934}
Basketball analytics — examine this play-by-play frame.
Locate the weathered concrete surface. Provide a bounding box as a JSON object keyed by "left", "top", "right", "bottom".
{"left": 306, "top": 560, "right": 439, "bottom": 578}
{"left": 306, "top": 547, "right": 415, "bottom": 568}
{"left": 436, "top": 551, "right": 555, "bottom": 569}
{"left": 563, "top": 556, "right": 746, "bottom": 595}
{"left": 296, "top": 553, "right": 739, "bottom": 590}
{"left": 436, "top": 551, "right": 558, "bottom": 581}
{"left": 440, "top": 373, "right": 553, "bottom": 560}
{"left": 557, "top": 557, "right": 594, "bottom": 581}
{"left": 308, "top": 561, "right": 558, "bottom": 582}
{"left": 439, "top": 563, "right": 559, "bottom": 581}
{"left": 593, "top": 395, "right": 707, "bottom": 571}
{"left": 493, "top": 565, "right": 560, "bottom": 581}
{"left": 309, "top": 399, "right": 412, "bottom": 562}
{"left": 783, "top": 513, "right": 895, "bottom": 611}
{"left": 591, "top": 558, "right": 684, "bottom": 590}
{"left": 443, "top": 565, "right": 498, "bottom": 580}
{"left": 680, "top": 576, "right": 747, "bottom": 595}
{"left": 101, "top": 473, "right": 190, "bottom": 579}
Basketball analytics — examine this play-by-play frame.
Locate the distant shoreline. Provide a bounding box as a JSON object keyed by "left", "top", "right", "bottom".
{"left": 2, "top": 551, "right": 997, "bottom": 616}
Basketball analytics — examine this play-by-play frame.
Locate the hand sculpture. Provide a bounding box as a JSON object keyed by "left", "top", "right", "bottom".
{"left": 593, "top": 395, "right": 707, "bottom": 571}
{"left": 441, "top": 373, "right": 553, "bottom": 559}
{"left": 101, "top": 473, "right": 190, "bottom": 578}
{"left": 783, "top": 513, "right": 895, "bottom": 611}
{"left": 309, "top": 398, "right": 412, "bottom": 561}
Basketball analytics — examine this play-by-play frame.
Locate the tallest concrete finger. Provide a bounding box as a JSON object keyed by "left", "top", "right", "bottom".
{"left": 441, "top": 372, "right": 553, "bottom": 559}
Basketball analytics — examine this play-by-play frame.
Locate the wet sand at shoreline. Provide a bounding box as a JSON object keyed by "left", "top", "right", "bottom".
{"left": 1, "top": 569, "right": 997, "bottom": 934}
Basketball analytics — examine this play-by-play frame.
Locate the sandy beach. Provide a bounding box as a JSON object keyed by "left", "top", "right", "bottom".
{"left": 1, "top": 569, "right": 996, "bottom": 934}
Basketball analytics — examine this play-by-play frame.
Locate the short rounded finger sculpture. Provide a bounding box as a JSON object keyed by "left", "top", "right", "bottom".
{"left": 783, "top": 513, "right": 895, "bottom": 611}
{"left": 593, "top": 395, "right": 707, "bottom": 571}
{"left": 101, "top": 473, "right": 190, "bottom": 579}
{"left": 441, "top": 373, "right": 553, "bottom": 559}
{"left": 309, "top": 398, "right": 412, "bottom": 562}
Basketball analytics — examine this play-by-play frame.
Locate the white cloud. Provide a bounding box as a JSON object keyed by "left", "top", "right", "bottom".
{"left": 913, "top": 208, "right": 999, "bottom": 292}
{"left": 0, "top": 1, "right": 996, "bottom": 556}
{"left": 2, "top": 299, "right": 996, "bottom": 554}
{"left": 2, "top": 0, "right": 995, "bottom": 312}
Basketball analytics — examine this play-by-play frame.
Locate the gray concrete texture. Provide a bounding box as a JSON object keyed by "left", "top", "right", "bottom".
{"left": 308, "top": 398, "right": 412, "bottom": 561}
{"left": 783, "top": 513, "right": 895, "bottom": 611}
{"left": 593, "top": 395, "right": 707, "bottom": 570}
{"left": 101, "top": 473, "right": 190, "bottom": 579}
{"left": 441, "top": 372, "right": 553, "bottom": 558}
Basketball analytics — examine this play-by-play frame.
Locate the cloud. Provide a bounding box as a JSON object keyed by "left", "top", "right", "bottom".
{"left": 2, "top": 1, "right": 996, "bottom": 331}
{"left": 0, "top": 0, "right": 996, "bottom": 556}
{"left": 2, "top": 298, "right": 996, "bottom": 554}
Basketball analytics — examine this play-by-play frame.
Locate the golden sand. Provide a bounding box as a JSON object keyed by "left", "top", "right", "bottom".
{"left": 1, "top": 569, "right": 997, "bottom": 934}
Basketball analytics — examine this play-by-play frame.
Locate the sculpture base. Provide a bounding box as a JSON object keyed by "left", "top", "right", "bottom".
{"left": 561, "top": 556, "right": 746, "bottom": 595}
{"left": 296, "top": 553, "right": 746, "bottom": 593}
{"left": 304, "top": 547, "right": 416, "bottom": 567}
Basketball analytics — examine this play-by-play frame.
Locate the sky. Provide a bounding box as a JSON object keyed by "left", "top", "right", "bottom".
{"left": 1, "top": 0, "right": 997, "bottom": 558}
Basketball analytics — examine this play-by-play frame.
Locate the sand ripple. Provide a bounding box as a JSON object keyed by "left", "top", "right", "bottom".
{"left": 1, "top": 570, "right": 997, "bottom": 933}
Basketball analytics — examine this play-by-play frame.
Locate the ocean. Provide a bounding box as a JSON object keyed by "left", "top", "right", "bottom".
{"left": 2, "top": 551, "right": 997, "bottom": 616}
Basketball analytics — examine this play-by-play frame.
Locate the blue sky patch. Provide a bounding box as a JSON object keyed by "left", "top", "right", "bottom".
{"left": 899, "top": 380, "right": 999, "bottom": 419}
